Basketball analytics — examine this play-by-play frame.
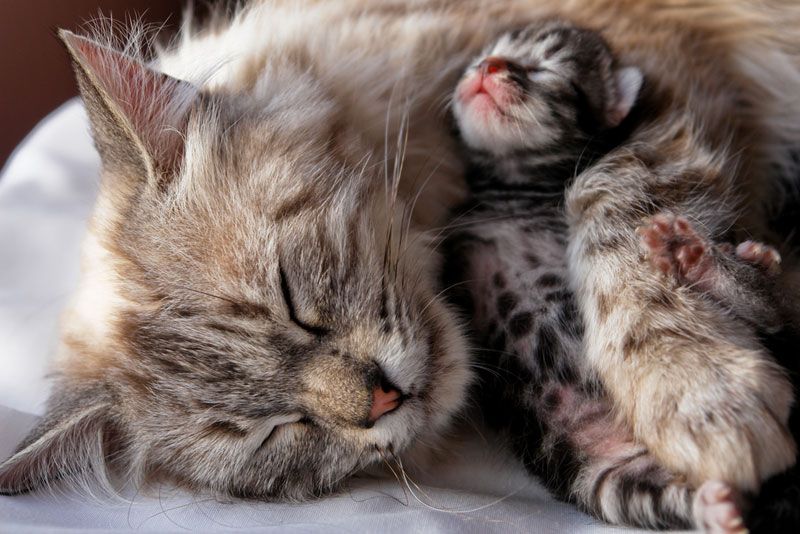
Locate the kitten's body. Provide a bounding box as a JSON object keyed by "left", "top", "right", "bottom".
{"left": 0, "top": 2, "right": 799, "bottom": 531}
{"left": 445, "top": 20, "right": 776, "bottom": 529}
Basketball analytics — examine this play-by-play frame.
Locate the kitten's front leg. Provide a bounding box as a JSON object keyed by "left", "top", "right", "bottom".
{"left": 564, "top": 165, "right": 795, "bottom": 493}
{"left": 637, "top": 212, "right": 783, "bottom": 332}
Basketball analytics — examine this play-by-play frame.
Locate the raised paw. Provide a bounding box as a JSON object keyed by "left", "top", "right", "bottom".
{"left": 637, "top": 212, "right": 715, "bottom": 288}
{"left": 693, "top": 481, "right": 746, "bottom": 534}
{"left": 735, "top": 240, "right": 781, "bottom": 276}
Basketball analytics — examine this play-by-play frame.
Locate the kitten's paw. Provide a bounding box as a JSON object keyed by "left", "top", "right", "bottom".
{"left": 735, "top": 241, "right": 781, "bottom": 275}
{"left": 637, "top": 212, "right": 714, "bottom": 288}
{"left": 693, "top": 481, "right": 746, "bottom": 534}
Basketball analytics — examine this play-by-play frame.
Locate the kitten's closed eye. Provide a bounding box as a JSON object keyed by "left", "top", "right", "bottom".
{"left": 525, "top": 65, "right": 552, "bottom": 82}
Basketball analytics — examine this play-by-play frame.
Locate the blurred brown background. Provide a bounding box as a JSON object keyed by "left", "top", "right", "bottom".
{"left": 0, "top": 1, "right": 185, "bottom": 167}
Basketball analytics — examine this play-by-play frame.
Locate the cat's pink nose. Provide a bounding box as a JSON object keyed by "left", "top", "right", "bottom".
{"left": 369, "top": 384, "right": 402, "bottom": 422}
{"left": 479, "top": 56, "right": 508, "bottom": 76}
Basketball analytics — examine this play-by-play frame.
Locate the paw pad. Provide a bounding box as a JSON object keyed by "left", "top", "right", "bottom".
{"left": 637, "top": 212, "right": 714, "bottom": 287}
{"left": 735, "top": 240, "right": 781, "bottom": 275}
{"left": 694, "top": 480, "right": 746, "bottom": 534}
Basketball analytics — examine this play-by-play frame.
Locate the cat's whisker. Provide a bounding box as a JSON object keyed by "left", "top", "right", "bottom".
{"left": 424, "top": 213, "right": 534, "bottom": 234}
{"left": 153, "top": 484, "right": 191, "bottom": 531}
{"left": 464, "top": 361, "right": 513, "bottom": 381}
{"left": 387, "top": 452, "right": 524, "bottom": 515}
{"left": 394, "top": 158, "right": 447, "bottom": 279}
{"left": 376, "top": 449, "right": 412, "bottom": 505}
{"left": 573, "top": 136, "right": 598, "bottom": 180}
{"left": 417, "top": 279, "right": 474, "bottom": 318}
{"left": 391, "top": 454, "right": 437, "bottom": 502}
{"left": 173, "top": 284, "right": 239, "bottom": 307}
{"left": 395, "top": 153, "right": 437, "bottom": 280}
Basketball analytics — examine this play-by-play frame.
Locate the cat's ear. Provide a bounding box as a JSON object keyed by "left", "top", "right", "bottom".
{"left": 58, "top": 30, "right": 198, "bottom": 183}
{"left": 0, "top": 384, "right": 113, "bottom": 496}
{"left": 606, "top": 66, "right": 643, "bottom": 127}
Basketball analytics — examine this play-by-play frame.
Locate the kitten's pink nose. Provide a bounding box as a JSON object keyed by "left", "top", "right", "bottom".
{"left": 369, "top": 384, "right": 402, "bottom": 423}
{"left": 479, "top": 56, "right": 509, "bottom": 76}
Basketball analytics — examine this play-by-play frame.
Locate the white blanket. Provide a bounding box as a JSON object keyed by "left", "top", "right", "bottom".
{"left": 0, "top": 101, "right": 660, "bottom": 533}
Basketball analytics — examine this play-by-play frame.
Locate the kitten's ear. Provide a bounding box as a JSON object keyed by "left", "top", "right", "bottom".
{"left": 0, "top": 384, "right": 113, "bottom": 496}
{"left": 606, "top": 66, "right": 643, "bottom": 127}
{"left": 58, "top": 30, "right": 198, "bottom": 183}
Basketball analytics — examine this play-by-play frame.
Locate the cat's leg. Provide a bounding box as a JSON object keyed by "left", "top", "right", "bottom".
{"left": 564, "top": 164, "right": 795, "bottom": 493}
{"left": 693, "top": 480, "right": 747, "bottom": 534}
{"left": 637, "top": 211, "right": 783, "bottom": 332}
{"left": 534, "top": 382, "right": 746, "bottom": 531}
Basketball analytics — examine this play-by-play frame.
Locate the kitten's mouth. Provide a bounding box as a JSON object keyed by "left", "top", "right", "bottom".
{"left": 456, "top": 68, "right": 518, "bottom": 119}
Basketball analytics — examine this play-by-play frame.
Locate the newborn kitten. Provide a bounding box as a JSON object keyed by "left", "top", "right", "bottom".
{"left": 446, "top": 20, "right": 778, "bottom": 530}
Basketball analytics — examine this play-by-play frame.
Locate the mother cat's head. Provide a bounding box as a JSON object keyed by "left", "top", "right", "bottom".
{"left": 0, "top": 31, "right": 470, "bottom": 500}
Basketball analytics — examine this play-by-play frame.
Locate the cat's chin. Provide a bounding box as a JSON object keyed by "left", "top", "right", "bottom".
{"left": 359, "top": 423, "right": 457, "bottom": 482}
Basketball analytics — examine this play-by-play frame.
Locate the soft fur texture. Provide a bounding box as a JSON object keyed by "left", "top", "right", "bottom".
{"left": 0, "top": 2, "right": 799, "bottom": 530}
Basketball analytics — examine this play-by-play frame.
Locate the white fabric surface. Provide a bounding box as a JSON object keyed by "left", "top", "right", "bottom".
{"left": 0, "top": 100, "right": 659, "bottom": 532}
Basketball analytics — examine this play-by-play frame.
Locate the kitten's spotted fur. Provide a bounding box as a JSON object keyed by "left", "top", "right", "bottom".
{"left": 445, "top": 20, "right": 777, "bottom": 530}
{"left": 0, "top": 2, "right": 799, "bottom": 531}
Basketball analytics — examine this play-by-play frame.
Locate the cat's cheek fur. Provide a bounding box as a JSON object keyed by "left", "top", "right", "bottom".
{"left": 62, "top": 235, "right": 123, "bottom": 359}
{"left": 420, "top": 302, "right": 474, "bottom": 433}
{"left": 57, "top": 217, "right": 142, "bottom": 384}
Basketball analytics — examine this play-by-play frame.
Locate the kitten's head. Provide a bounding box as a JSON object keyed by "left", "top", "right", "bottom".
{"left": 452, "top": 19, "right": 642, "bottom": 155}
{"left": 0, "top": 31, "right": 470, "bottom": 500}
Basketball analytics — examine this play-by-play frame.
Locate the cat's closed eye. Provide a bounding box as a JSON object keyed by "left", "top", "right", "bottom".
{"left": 257, "top": 414, "right": 311, "bottom": 449}
{"left": 279, "top": 263, "right": 330, "bottom": 336}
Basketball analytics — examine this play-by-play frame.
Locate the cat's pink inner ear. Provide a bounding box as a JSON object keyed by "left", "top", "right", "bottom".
{"left": 59, "top": 30, "right": 198, "bottom": 175}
